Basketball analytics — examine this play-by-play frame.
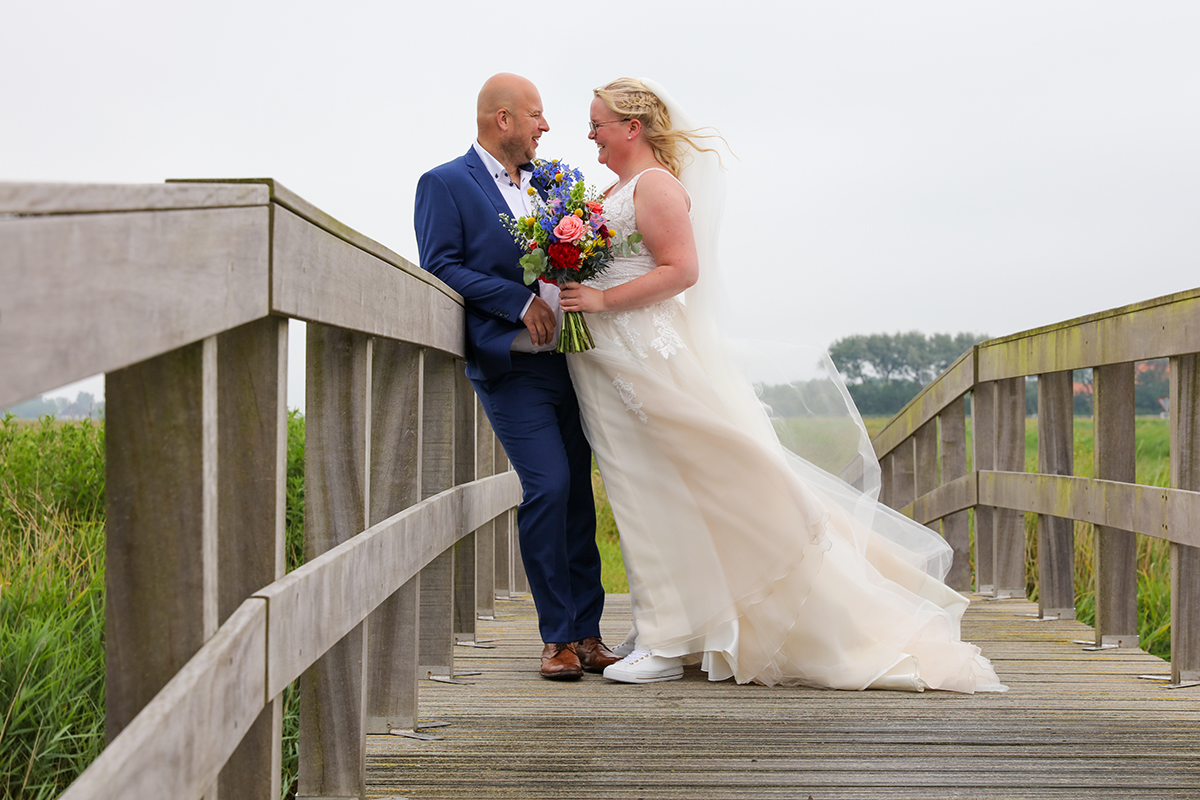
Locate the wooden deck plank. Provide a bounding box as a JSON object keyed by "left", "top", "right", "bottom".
{"left": 366, "top": 594, "right": 1200, "bottom": 799}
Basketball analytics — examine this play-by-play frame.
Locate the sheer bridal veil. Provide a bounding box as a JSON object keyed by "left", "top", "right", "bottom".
{"left": 638, "top": 78, "right": 954, "bottom": 581}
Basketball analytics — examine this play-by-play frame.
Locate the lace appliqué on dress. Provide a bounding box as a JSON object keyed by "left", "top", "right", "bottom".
{"left": 613, "top": 311, "right": 648, "bottom": 360}
{"left": 612, "top": 373, "right": 648, "bottom": 424}
{"left": 650, "top": 302, "right": 684, "bottom": 359}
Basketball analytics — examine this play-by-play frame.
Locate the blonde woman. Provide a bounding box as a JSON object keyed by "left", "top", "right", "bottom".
{"left": 559, "top": 79, "right": 1005, "bottom": 692}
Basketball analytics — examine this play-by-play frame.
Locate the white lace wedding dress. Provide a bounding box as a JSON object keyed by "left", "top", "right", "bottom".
{"left": 567, "top": 169, "right": 1005, "bottom": 692}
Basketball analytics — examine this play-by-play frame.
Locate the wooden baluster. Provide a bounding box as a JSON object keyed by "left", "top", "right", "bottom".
{"left": 1092, "top": 362, "right": 1138, "bottom": 648}
{"left": 939, "top": 397, "right": 971, "bottom": 591}
{"left": 299, "top": 325, "right": 369, "bottom": 798}
{"left": 106, "top": 339, "right": 216, "bottom": 747}
{"left": 511, "top": 506, "right": 529, "bottom": 595}
{"left": 365, "top": 340, "right": 423, "bottom": 733}
{"left": 453, "top": 370, "right": 477, "bottom": 642}
{"left": 1171, "top": 354, "right": 1200, "bottom": 681}
{"left": 1037, "top": 371, "right": 1076, "bottom": 619}
{"left": 473, "top": 400, "right": 497, "bottom": 620}
{"left": 418, "top": 351, "right": 457, "bottom": 678}
{"left": 215, "top": 318, "right": 288, "bottom": 800}
{"left": 891, "top": 438, "right": 917, "bottom": 514}
{"left": 493, "top": 435, "right": 513, "bottom": 599}
{"left": 972, "top": 382, "right": 997, "bottom": 594}
{"left": 878, "top": 452, "right": 894, "bottom": 510}
{"left": 914, "top": 419, "right": 938, "bottom": 524}
{"left": 994, "top": 377, "right": 1027, "bottom": 599}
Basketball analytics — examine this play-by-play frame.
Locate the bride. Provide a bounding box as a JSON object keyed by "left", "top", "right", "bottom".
{"left": 558, "top": 78, "right": 1005, "bottom": 693}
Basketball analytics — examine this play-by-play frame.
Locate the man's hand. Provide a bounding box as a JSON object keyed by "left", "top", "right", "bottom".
{"left": 523, "top": 296, "right": 556, "bottom": 346}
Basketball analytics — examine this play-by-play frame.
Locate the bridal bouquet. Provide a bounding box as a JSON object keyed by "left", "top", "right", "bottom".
{"left": 501, "top": 159, "right": 641, "bottom": 353}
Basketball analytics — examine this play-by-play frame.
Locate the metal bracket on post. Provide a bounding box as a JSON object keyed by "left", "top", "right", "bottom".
{"left": 1136, "top": 675, "right": 1200, "bottom": 689}
{"left": 1077, "top": 633, "right": 1139, "bottom": 651}
{"left": 388, "top": 719, "right": 450, "bottom": 742}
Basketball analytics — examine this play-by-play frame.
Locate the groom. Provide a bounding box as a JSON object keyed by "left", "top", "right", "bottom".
{"left": 413, "top": 74, "right": 618, "bottom": 680}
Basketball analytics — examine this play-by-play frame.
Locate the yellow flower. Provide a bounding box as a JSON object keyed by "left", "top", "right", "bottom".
{"left": 524, "top": 217, "right": 535, "bottom": 227}
{"left": 554, "top": 172, "right": 563, "bottom": 182}
{"left": 527, "top": 187, "right": 535, "bottom": 195}
{"left": 574, "top": 208, "right": 584, "bottom": 217}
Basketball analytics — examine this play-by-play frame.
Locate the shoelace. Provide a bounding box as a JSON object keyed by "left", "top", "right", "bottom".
{"left": 623, "top": 649, "right": 653, "bottom": 664}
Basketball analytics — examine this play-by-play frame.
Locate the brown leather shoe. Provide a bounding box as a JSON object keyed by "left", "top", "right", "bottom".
{"left": 540, "top": 642, "right": 583, "bottom": 680}
{"left": 574, "top": 636, "right": 621, "bottom": 673}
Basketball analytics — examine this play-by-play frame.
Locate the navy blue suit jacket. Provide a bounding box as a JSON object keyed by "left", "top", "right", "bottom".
{"left": 414, "top": 147, "right": 538, "bottom": 381}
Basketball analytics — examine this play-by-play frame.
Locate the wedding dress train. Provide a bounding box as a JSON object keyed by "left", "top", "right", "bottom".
{"left": 567, "top": 169, "right": 1005, "bottom": 693}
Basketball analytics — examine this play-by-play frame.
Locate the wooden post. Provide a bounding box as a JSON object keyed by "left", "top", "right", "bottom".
{"left": 972, "top": 382, "right": 997, "bottom": 594}
{"left": 215, "top": 318, "right": 288, "bottom": 800}
{"left": 106, "top": 340, "right": 215, "bottom": 743}
{"left": 913, "top": 420, "right": 938, "bottom": 523}
{"left": 298, "top": 325, "right": 369, "bottom": 799}
{"left": 1037, "top": 371, "right": 1075, "bottom": 619}
{"left": 878, "top": 452, "right": 894, "bottom": 510}
{"left": 493, "top": 438, "right": 513, "bottom": 598}
{"left": 1092, "top": 362, "right": 1138, "bottom": 648}
{"left": 511, "top": 507, "right": 529, "bottom": 595}
{"left": 939, "top": 397, "right": 971, "bottom": 591}
{"left": 993, "top": 377, "right": 1026, "bottom": 599}
{"left": 891, "top": 438, "right": 916, "bottom": 513}
{"left": 365, "top": 340, "right": 423, "bottom": 733}
{"left": 1171, "top": 354, "right": 1200, "bottom": 681}
{"left": 418, "top": 351, "right": 456, "bottom": 678}
{"left": 474, "top": 406, "right": 497, "bottom": 620}
{"left": 452, "top": 370, "right": 477, "bottom": 642}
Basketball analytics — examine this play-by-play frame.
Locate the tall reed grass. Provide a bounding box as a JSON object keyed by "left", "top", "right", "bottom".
{"left": 1, "top": 415, "right": 105, "bottom": 800}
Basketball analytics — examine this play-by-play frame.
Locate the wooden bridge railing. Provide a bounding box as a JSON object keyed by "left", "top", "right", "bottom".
{"left": 1, "top": 179, "right": 524, "bottom": 799}
{"left": 872, "top": 287, "right": 1200, "bottom": 684}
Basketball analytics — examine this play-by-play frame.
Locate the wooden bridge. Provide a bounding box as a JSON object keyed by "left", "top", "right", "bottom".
{"left": 2, "top": 180, "right": 1199, "bottom": 799}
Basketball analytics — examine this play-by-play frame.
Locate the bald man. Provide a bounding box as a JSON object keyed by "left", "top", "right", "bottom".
{"left": 414, "top": 74, "right": 618, "bottom": 680}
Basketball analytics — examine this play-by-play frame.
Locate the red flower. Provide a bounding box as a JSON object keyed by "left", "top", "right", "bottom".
{"left": 548, "top": 242, "right": 582, "bottom": 271}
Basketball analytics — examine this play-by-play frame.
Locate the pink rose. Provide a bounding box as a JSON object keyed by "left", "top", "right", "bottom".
{"left": 586, "top": 201, "right": 604, "bottom": 215}
{"left": 553, "top": 214, "right": 586, "bottom": 243}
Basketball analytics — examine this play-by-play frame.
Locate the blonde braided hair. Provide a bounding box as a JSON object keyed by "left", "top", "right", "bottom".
{"left": 593, "top": 78, "right": 722, "bottom": 178}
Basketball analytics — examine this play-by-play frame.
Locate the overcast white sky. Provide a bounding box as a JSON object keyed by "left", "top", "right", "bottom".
{"left": 5, "top": 1, "right": 1198, "bottom": 408}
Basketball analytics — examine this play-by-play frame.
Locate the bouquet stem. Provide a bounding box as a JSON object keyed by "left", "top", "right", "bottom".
{"left": 556, "top": 310, "right": 595, "bottom": 354}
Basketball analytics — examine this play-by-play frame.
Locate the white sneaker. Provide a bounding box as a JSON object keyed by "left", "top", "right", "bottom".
{"left": 602, "top": 650, "right": 683, "bottom": 683}
{"left": 611, "top": 629, "right": 638, "bottom": 659}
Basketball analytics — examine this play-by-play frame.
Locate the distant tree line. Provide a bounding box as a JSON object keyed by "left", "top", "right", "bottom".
{"left": 3, "top": 392, "right": 104, "bottom": 420}
{"left": 826, "top": 331, "right": 989, "bottom": 416}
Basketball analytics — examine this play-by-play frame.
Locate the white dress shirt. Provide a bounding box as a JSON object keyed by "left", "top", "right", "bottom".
{"left": 472, "top": 141, "right": 561, "bottom": 352}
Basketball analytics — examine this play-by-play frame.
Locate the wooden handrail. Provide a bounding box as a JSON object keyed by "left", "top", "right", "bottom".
{"left": 1, "top": 179, "right": 524, "bottom": 799}
{"left": 869, "top": 286, "right": 1200, "bottom": 682}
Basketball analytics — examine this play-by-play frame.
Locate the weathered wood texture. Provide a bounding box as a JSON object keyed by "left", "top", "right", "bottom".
{"left": 972, "top": 382, "right": 997, "bottom": 593}
{"left": 1036, "top": 370, "right": 1075, "bottom": 619}
{"left": 938, "top": 399, "right": 971, "bottom": 590}
{"left": 370, "top": 594, "right": 1200, "bottom": 800}
{"left": 0, "top": 205, "right": 269, "bottom": 409}
{"left": 419, "top": 352, "right": 458, "bottom": 678}
{"left": 216, "top": 318, "right": 288, "bottom": 800}
{"left": 105, "top": 340, "right": 214, "bottom": 741}
{"left": 299, "top": 325, "right": 370, "bottom": 799}
{"left": 1092, "top": 363, "right": 1139, "bottom": 648}
{"left": 365, "top": 340, "right": 424, "bottom": 733}
{"left": 1171, "top": 353, "right": 1200, "bottom": 682}
{"left": 993, "top": 377, "right": 1026, "bottom": 598}
{"left": 271, "top": 205, "right": 464, "bottom": 356}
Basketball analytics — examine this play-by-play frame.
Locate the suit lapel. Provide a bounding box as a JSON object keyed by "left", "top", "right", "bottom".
{"left": 465, "top": 147, "right": 513, "bottom": 219}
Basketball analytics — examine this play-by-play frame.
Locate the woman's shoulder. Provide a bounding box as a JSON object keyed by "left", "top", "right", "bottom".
{"left": 632, "top": 168, "right": 690, "bottom": 210}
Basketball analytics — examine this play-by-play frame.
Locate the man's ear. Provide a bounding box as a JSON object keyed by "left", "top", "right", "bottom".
{"left": 496, "top": 109, "right": 510, "bottom": 131}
